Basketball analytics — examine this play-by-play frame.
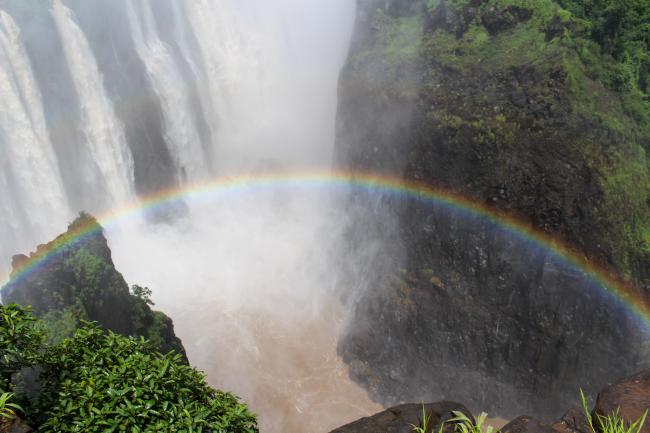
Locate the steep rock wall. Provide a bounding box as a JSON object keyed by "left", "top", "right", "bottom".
{"left": 336, "top": 0, "right": 650, "bottom": 419}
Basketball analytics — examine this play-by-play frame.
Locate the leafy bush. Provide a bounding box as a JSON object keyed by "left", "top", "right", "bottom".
{"left": 557, "top": 0, "right": 650, "bottom": 94}
{"left": 0, "top": 304, "right": 44, "bottom": 390}
{"left": 0, "top": 305, "right": 257, "bottom": 433}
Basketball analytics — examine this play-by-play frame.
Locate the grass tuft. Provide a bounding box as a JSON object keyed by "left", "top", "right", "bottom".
{"left": 580, "top": 389, "right": 648, "bottom": 433}
{"left": 0, "top": 392, "right": 23, "bottom": 420}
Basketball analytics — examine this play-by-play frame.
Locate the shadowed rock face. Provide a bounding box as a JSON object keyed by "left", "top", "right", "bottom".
{"left": 328, "top": 369, "right": 650, "bottom": 433}
{"left": 336, "top": 0, "right": 650, "bottom": 421}
{"left": 1, "top": 213, "right": 184, "bottom": 357}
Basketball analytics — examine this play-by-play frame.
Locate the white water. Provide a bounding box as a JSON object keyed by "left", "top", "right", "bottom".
{"left": 0, "top": 1, "right": 366, "bottom": 432}
{"left": 0, "top": 11, "right": 69, "bottom": 259}
{"left": 51, "top": 0, "right": 134, "bottom": 206}
{"left": 125, "top": 0, "right": 209, "bottom": 181}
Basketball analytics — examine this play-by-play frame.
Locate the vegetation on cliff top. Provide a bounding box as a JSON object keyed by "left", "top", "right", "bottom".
{"left": 347, "top": 0, "right": 650, "bottom": 281}
{"left": 0, "top": 304, "right": 257, "bottom": 432}
{"left": 2, "top": 212, "right": 185, "bottom": 355}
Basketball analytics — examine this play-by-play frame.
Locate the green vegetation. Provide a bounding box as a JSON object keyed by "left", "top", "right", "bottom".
{"left": 411, "top": 405, "right": 436, "bottom": 433}
{"left": 410, "top": 407, "right": 496, "bottom": 433}
{"left": 410, "top": 391, "right": 648, "bottom": 433}
{"left": 417, "top": 0, "right": 650, "bottom": 278}
{"left": 449, "top": 411, "right": 496, "bottom": 433}
{"left": 557, "top": 0, "right": 650, "bottom": 94}
{"left": 0, "top": 304, "right": 44, "bottom": 390}
{"left": 581, "top": 389, "right": 647, "bottom": 433}
{"left": 3, "top": 213, "right": 185, "bottom": 356}
{"left": 0, "top": 304, "right": 257, "bottom": 432}
{"left": 0, "top": 392, "right": 23, "bottom": 420}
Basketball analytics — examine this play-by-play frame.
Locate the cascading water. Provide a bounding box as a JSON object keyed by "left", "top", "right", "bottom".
{"left": 0, "top": 10, "right": 69, "bottom": 263}
{"left": 0, "top": 1, "right": 369, "bottom": 432}
{"left": 50, "top": 0, "right": 135, "bottom": 207}
{"left": 125, "top": 0, "right": 209, "bottom": 182}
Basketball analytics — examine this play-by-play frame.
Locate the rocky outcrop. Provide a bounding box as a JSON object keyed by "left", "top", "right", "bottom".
{"left": 1, "top": 213, "right": 185, "bottom": 357}
{"left": 330, "top": 369, "right": 650, "bottom": 433}
{"left": 594, "top": 370, "right": 650, "bottom": 433}
{"left": 330, "top": 402, "right": 473, "bottom": 433}
{"left": 336, "top": 0, "right": 650, "bottom": 420}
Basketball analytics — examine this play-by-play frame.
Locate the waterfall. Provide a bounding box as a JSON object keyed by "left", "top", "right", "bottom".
{"left": 0, "top": 11, "right": 69, "bottom": 259}
{"left": 50, "top": 0, "right": 134, "bottom": 206}
{"left": 183, "top": 0, "right": 276, "bottom": 170}
{"left": 0, "top": 1, "right": 361, "bottom": 431}
{"left": 125, "top": 0, "right": 208, "bottom": 182}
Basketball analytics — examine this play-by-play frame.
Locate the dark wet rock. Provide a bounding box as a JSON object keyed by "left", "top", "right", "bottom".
{"left": 0, "top": 417, "right": 33, "bottom": 433}
{"left": 552, "top": 407, "right": 591, "bottom": 433}
{"left": 336, "top": 0, "right": 650, "bottom": 421}
{"left": 501, "top": 416, "right": 557, "bottom": 433}
{"left": 329, "top": 402, "right": 473, "bottom": 433}
{"left": 594, "top": 369, "right": 650, "bottom": 433}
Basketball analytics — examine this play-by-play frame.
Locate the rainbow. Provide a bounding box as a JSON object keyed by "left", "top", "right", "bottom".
{"left": 2, "top": 170, "right": 649, "bottom": 329}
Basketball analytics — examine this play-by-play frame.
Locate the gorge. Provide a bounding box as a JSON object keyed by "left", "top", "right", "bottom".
{"left": 1, "top": 0, "right": 649, "bottom": 432}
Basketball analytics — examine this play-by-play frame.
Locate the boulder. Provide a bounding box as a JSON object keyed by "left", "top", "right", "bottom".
{"left": 329, "top": 402, "right": 473, "bottom": 433}
{"left": 0, "top": 416, "right": 33, "bottom": 433}
{"left": 594, "top": 369, "right": 650, "bottom": 433}
{"left": 552, "top": 407, "right": 591, "bottom": 433}
{"left": 501, "top": 416, "right": 557, "bottom": 433}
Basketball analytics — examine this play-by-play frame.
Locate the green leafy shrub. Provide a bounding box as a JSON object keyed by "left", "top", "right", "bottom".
{"left": 0, "top": 305, "right": 257, "bottom": 433}
{"left": 0, "top": 304, "right": 45, "bottom": 390}
{"left": 556, "top": 0, "right": 650, "bottom": 94}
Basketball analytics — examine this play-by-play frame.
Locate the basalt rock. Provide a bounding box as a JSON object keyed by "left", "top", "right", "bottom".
{"left": 330, "top": 369, "right": 650, "bottom": 433}
{"left": 552, "top": 407, "right": 591, "bottom": 433}
{"left": 329, "top": 402, "right": 473, "bottom": 433}
{"left": 336, "top": 0, "right": 650, "bottom": 421}
{"left": 503, "top": 416, "right": 558, "bottom": 433}
{"left": 594, "top": 369, "right": 650, "bottom": 433}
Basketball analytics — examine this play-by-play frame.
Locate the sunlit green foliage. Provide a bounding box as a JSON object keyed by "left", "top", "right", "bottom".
{"left": 0, "top": 304, "right": 257, "bottom": 433}
{"left": 449, "top": 410, "right": 496, "bottom": 433}
{"left": 0, "top": 392, "right": 23, "bottom": 420}
{"left": 557, "top": 0, "right": 650, "bottom": 93}
{"left": 0, "top": 304, "right": 44, "bottom": 390}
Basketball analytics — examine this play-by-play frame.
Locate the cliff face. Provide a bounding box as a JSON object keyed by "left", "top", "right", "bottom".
{"left": 336, "top": 0, "right": 650, "bottom": 420}
{"left": 1, "top": 213, "right": 184, "bottom": 356}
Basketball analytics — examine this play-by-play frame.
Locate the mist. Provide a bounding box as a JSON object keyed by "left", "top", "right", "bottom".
{"left": 0, "top": 1, "right": 387, "bottom": 431}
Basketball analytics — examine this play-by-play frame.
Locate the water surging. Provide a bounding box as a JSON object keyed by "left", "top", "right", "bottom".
{"left": 0, "top": 1, "right": 369, "bottom": 432}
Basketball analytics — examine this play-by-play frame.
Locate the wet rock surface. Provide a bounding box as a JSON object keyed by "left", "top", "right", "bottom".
{"left": 330, "top": 369, "right": 650, "bottom": 433}
{"left": 336, "top": 0, "right": 650, "bottom": 421}
{"left": 0, "top": 417, "right": 33, "bottom": 433}
{"left": 594, "top": 370, "right": 650, "bottom": 433}
{"left": 330, "top": 402, "right": 473, "bottom": 433}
